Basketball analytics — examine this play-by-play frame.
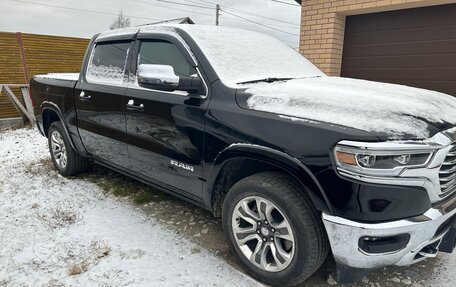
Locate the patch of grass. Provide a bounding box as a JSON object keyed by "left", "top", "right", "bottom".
{"left": 133, "top": 191, "right": 154, "bottom": 204}
{"left": 191, "top": 247, "right": 201, "bottom": 254}
{"left": 35, "top": 206, "right": 79, "bottom": 229}
{"left": 67, "top": 240, "right": 110, "bottom": 276}
{"left": 24, "top": 158, "right": 53, "bottom": 176}
{"left": 76, "top": 165, "right": 174, "bottom": 205}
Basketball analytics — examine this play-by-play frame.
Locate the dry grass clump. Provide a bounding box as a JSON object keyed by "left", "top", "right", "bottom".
{"left": 67, "top": 240, "right": 111, "bottom": 276}
{"left": 35, "top": 206, "right": 79, "bottom": 229}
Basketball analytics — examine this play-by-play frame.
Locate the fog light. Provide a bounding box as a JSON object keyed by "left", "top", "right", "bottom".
{"left": 369, "top": 199, "right": 391, "bottom": 212}
{"left": 359, "top": 234, "right": 410, "bottom": 254}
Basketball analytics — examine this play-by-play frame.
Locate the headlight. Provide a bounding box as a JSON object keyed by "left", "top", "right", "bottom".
{"left": 334, "top": 140, "right": 435, "bottom": 177}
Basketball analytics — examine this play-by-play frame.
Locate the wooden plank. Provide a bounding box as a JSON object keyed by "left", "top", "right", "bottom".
{"left": 3, "top": 86, "right": 34, "bottom": 123}
{"left": 20, "top": 87, "right": 34, "bottom": 117}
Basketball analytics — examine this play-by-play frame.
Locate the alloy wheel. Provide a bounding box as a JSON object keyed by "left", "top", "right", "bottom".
{"left": 231, "top": 196, "right": 296, "bottom": 272}
{"left": 50, "top": 130, "right": 67, "bottom": 169}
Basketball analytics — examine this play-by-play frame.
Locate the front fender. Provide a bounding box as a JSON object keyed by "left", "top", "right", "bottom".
{"left": 206, "top": 143, "right": 334, "bottom": 214}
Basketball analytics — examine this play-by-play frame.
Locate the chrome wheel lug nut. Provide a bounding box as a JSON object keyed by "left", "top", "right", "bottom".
{"left": 270, "top": 237, "right": 274, "bottom": 241}
{"left": 265, "top": 221, "right": 269, "bottom": 225}
{"left": 257, "top": 221, "right": 261, "bottom": 226}
{"left": 263, "top": 238, "right": 267, "bottom": 242}
{"left": 257, "top": 230, "right": 260, "bottom": 234}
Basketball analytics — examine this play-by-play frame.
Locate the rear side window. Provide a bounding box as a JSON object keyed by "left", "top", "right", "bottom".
{"left": 138, "top": 41, "right": 196, "bottom": 78}
{"left": 86, "top": 42, "right": 130, "bottom": 84}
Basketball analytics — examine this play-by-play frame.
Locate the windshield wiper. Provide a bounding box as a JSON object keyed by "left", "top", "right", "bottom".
{"left": 237, "top": 77, "right": 294, "bottom": 85}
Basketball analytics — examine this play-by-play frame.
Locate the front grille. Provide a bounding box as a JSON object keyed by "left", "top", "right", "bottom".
{"left": 439, "top": 145, "right": 456, "bottom": 197}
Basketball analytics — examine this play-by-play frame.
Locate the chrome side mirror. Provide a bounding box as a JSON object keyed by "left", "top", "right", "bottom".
{"left": 137, "top": 64, "right": 179, "bottom": 91}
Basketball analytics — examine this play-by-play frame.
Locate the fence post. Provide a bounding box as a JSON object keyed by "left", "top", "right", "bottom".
{"left": 15, "top": 32, "right": 30, "bottom": 123}
{"left": 16, "top": 32, "right": 30, "bottom": 84}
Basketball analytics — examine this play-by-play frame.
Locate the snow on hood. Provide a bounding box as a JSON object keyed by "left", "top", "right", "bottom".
{"left": 245, "top": 77, "right": 456, "bottom": 140}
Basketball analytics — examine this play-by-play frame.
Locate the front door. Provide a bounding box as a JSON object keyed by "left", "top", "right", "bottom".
{"left": 75, "top": 41, "right": 132, "bottom": 168}
{"left": 125, "top": 36, "right": 207, "bottom": 197}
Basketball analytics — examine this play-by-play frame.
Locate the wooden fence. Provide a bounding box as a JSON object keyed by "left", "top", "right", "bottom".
{"left": 0, "top": 32, "right": 89, "bottom": 119}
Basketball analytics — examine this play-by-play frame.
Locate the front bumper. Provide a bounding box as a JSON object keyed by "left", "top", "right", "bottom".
{"left": 323, "top": 193, "right": 456, "bottom": 269}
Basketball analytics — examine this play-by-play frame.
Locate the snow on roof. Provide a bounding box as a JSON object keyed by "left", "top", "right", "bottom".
{"left": 97, "top": 26, "right": 141, "bottom": 40}
{"left": 96, "top": 25, "right": 323, "bottom": 86}
{"left": 150, "top": 17, "right": 195, "bottom": 25}
{"left": 246, "top": 77, "right": 456, "bottom": 140}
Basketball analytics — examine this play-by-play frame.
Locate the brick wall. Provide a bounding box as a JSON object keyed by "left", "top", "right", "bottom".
{"left": 299, "top": 0, "right": 455, "bottom": 76}
{"left": 0, "top": 32, "right": 89, "bottom": 119}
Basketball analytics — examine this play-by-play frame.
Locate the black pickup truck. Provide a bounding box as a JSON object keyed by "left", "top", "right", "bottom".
{"left": 30, "top": 25, "right": 456, "bottom": 286}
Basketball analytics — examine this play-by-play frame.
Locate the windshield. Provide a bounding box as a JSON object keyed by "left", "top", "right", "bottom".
{"left": 180, "top": 26, "right": 325, "bottom": 87}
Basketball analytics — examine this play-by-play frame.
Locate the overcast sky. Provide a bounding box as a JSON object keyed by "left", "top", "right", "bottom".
{"left": 0, "top": 0, "right": 301, "bottom": 48}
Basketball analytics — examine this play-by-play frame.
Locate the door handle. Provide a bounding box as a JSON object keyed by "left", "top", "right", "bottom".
{"left": 126, "top": 99, "right": 144, "bottom": 112}
{"left": 79, "top": 91, "right": 92, "bottom": 101}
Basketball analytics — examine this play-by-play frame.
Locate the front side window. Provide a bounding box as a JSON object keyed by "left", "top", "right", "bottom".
{"left": 86, "top": 42, "right": 130, "bottom": 84}
{"left": 137, "top": 40, "right": 196, "bottom": 78}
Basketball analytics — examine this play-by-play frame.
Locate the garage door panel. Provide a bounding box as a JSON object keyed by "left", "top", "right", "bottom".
{"left": 344, "top": 25, "right": 456, "bottom": 46}
{"left": 341, "top": 4, "right": 456, "bottom": 96}
{"left": 396, "top": 81, "right": 456, "bottom": 95}
{"left": 343, "top": 67, "right": 456, "bottom": 82}
{"left": 343, "top": 39, "right": 456, "bottom": 58}
{"left": 346, "top": 5, "right": 456, "bottom": 33}
{"left": 342, "top": 54, "right": 456, "bottom": 69}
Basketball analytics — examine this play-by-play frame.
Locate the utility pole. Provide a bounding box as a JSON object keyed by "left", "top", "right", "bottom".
{"left": 215, "top": 4, "right": 220, "bottom": 26}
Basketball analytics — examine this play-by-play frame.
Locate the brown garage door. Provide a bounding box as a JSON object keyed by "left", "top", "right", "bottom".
{"left": 341, "top": 4, "right": 456, "bottom": 96}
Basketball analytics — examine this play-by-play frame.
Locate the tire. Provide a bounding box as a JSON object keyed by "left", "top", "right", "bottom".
{"left": 222, "top": 171, "right": 329, "bottom": 287}
{"left": 48, "top": 121, "right": 89, "bottom": 176}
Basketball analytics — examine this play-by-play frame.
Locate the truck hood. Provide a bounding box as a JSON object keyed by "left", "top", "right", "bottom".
{"left": 244, "top": 76, "right": 456, "bottom": 140}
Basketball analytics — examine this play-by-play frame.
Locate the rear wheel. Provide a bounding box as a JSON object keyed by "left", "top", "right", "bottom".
{"left": 48, "top": 121, "right": 89, "bottom": 176}
{"left": 222, "top": 172, "right": 329, "bottom": 287}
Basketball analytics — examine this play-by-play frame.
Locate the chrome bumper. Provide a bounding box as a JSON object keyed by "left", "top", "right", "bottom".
{"left": 323, "top": 194, "right": 456, "bottom": 269}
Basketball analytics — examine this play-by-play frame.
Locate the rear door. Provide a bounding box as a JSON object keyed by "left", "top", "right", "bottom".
{"left": 75, "top": 40, "right": 133, "bottom": 168}
{"left": 124, "top": 34, "right": 208, "bottom": 197}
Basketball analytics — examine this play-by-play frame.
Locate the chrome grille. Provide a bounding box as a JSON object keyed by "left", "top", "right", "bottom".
{"left": 439, "top": 145, "right": 456, "bottom": 196}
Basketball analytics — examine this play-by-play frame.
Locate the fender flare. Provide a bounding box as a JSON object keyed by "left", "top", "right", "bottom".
{"left": 40, "top": 102, "right": 77, "bottom": 151}
{"left": 206, "top": 143, "right": 334, "bottom": 214}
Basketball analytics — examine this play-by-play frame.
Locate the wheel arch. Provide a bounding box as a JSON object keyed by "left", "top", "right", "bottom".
{"left": 40, "top": 103, "right": 77, "bottom": 151}
{"left": 207, "top": 144, "right": 333, "bottom": 217}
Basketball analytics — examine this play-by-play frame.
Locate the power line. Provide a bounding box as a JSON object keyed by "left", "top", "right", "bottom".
{"left": 133, "top": 0, "right": 215, "bottom": 17}
{"left": 184, "top": 0, "right": 214, "bottom": 6}
{"left": 271, "top": 0, "right": 301, "bottom": 7}
{"left": 193, "top": 0, "right": 300, "bottom": 26}
{"left": 220, "top": 9, "right": 298, "bottom": 37}
{"left": 11, "top": 0, "right": 164, "bottom": 21}
{"left": 154, "top": 0, "right": 213, "bottom": 9}
{"left": 221, "top": 7, "right": 299, "bottom": 26}
{"left": 221, "top": 15, "right": 299, "bottom": 29}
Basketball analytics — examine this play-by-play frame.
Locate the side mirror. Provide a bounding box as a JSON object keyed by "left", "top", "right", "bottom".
{"left": 137, "top": 64, "right": 205, "bottom": 96}
{"left": 137, "top": 64, "right": 179, "bottom": 91}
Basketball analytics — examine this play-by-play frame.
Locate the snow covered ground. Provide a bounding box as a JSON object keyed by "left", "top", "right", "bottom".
{"left": 0, "top": 127, "right": 261, "bottom": 287}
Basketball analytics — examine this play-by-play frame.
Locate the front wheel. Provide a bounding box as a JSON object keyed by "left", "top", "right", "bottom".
{"left": 222, "top": 172, "right": 329, "bottom": 287}
{"left": 48, "top": 121, "right": 89, "bottom": 176}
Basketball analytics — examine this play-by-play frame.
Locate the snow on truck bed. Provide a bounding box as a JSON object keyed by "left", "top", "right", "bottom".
{"left": 35, "top": 73, "right": 80, "bottom": 81}
{"left": 0, "top": 128, "right": 261, "bottom": 287}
